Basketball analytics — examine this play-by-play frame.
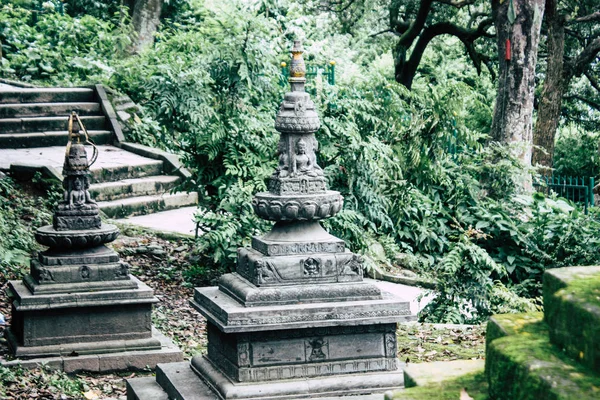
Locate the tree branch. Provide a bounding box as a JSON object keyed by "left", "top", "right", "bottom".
{"left": 370, "top": 28, "right": 396, "bottom": 38}
{"left": 398, "top": 18, "right": 493, "bottom": 87}
{"left": 585, "top": 70, "right": 600, "bottom": 93}
{"left": 434, "top": 0, "right": 477, "bottom": 8}
{"left": 398, "top": 0, "right": 435, "bottom": 47}
{"left": 572, "top": 11, "right": 600, "bottom": 24}
{"left": 569, "top": 37, "right": 600, "bottom": 78}
{"left": 565, "top": 95, "right": 600, "bottom": 111}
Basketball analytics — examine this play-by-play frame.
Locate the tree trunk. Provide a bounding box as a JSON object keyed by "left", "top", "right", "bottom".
{"left": 532, "top": 0, "right": 565, "bottom": 171}
{"left": 490, "top": 0, "right": 545, "bottom": 168}
{"left": 131, "top": 0, "right": 164, "bottom": 53}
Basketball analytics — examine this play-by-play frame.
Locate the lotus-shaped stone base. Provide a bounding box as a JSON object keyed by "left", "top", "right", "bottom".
{"left": 35, "top": 223, "right": 119, "bottom": 249}
{"left": 252, "top": 191, "right": 343, "bottom": 221}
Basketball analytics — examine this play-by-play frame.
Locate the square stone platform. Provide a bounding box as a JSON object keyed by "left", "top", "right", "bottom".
{"left": 2, "top": 328, "right": 182, "bottom": 373}
{"left": 3, "top": 243, "right": 184, "bottom": 372}
{"left": 127, "top": 360, "right": 403, "bottom": 400}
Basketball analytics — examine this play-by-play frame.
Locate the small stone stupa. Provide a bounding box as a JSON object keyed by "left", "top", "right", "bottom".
{"left": 4, "top": 112, "right": 182, "bottom": 372}
{"left": 127, "top": 41, "right": 413, "bottom": 399}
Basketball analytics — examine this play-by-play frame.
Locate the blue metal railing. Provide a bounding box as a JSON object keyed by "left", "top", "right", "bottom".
{"left": 533, "top": 176, "right": 595, "bottom": 214}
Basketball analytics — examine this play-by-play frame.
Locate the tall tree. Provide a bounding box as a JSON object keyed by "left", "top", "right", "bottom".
{"left": 532, "top": 1, "right": 600, "bottom": 169}
{"left": 490, "top": 0, "right": 545, "bottom": 167}
{"left": 131, "top": 0, "right": 164, "bottom": 52}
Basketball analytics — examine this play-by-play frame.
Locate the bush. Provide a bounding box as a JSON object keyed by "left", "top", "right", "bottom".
{"left": 0, "top": 176, "right": 53, "bottom": 280}
{"left": 553, "top": 123, "right": 600, "bottom": 179}
{"left": 0, "top": 3, "right": 131, "bottom": 84}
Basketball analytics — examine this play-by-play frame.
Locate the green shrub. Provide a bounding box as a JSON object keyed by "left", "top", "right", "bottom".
{"left": 553, "top": 123, "right": 600, "bottom": 179}
{"left": 0, "top": 176, "right": 53, "bottom": 280}
{"left": 0, "top": 3, "right": 131, "bottom": 84}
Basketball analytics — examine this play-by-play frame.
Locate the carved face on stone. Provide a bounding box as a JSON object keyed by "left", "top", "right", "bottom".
{"left": 73, "top": 177, "right": 83, "bottom": 190}
{"left": 303, "top": 258, "right": 320, "bottom": 276}
{"left": 296, "top": 139, "right": 307, "bottom": 154}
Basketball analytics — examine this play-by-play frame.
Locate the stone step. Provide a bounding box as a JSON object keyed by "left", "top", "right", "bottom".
{"left": 385, "top": 360, "right": 487, "bottom": 400}
{"left": 89, "top": 159, "right": 164, "bottom": 184}
{"left": 0, "top": 130, "right": 112, "bottom": 148}
{"left": 98, "top": 192, "right": 198, "bottom": 219}
{"left": 126, "top": 377, "right": 170, "bottom": 400}
{"left": 543, "top": 266, "right": 600, "bottom": 374}
{"left": 486, "top": 312, "right": 600, "bottom": 400}
{"left": 0, "top": 102, "right": 101, "bottom": 118}
{"left": 0, "top": 115, "right": 106, "bottom": 133}
{"left": 89, "top": 175, "right": 181, "bottom": 201}
{"left": 0, "top": 88, "right": 96, "bottom": 104}
{"left": 402, "top": 359, "right": 485, "bottom": 389}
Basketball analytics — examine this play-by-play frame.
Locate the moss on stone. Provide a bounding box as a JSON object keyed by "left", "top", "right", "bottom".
{"left": 385, "top": 372, "right": 489, "bottom": 400}
{"left": 486, "top": 312, "right": 544, "bottom": 341}
{"left": 486, "top": 316, "right": 600, "bottom": 400}
{"left": 544, "top": 268, "right": 600, "bottom": 373}
{"left": 485, "top": 312, "right": 544, "bottom": 361}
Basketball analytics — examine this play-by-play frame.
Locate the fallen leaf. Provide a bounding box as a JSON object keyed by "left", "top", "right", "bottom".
{"left": 460, "top": 388, "right": 474, "bottom": 400}
{"left": 83, "top": 390, "right": 101, "bottom": 399}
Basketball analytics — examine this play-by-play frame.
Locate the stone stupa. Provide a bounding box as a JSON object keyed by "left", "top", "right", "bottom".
{"left": 127, "top": 41, "right": 413, "bottom": 399}
{"left": 3, "top": 112, "right": 182, "bottom": 372}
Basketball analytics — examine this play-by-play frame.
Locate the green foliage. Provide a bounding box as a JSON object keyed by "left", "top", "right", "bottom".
{"left": 0, "top": 3, "right": 131, "bottom": 84}
{"left": 553, "top": 123, "right": 600, "bottom": 178}
{"left": 420, "top": 234, "right": 538, "bottom": 324}
{"left": 0, "top": 176, "right": 52, "bottom": 279}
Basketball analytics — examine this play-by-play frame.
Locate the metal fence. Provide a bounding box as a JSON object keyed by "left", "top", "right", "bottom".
{"left": 533, "top": 176, "right": 595, "bottom": 214}
{"left": 280, "top": 63, "right": 336, "bottom": 87}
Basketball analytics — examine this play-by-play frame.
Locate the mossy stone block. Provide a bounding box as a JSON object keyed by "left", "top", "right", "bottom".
{"left": 486, "top": 313, "right": 600, "bottom": 400}
{"left": 543, "top": 266, "right": 600, "bottom": 373}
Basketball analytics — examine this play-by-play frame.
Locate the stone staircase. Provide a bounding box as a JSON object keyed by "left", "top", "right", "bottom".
{"left": 0, "top": 85, "right": 197, "bottom": 221}
{"left": 0, "top": 87, "right": 111, "bottom": 148}
{"left": 484, "top": 266, "right": 600, "bottom": 399}
{"left": 386, "top": 266, "right": 600, "bottom": 400}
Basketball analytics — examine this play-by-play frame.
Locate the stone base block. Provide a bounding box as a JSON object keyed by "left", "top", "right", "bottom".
{"left": 127, "top": 360, "right": 403, "bottom": 400}
{"left": 39, "top": 244, "right": 119, "bottom": 266}
{"left": 8, "top": 276, "right": 157, "bottom": 353}
{"left": 127, "top": 377, "right": 171, "bottom": 400}
{"left": 4, "top": 327, "right": 161, "bottom": 358}
{"left": 192, "top": 286, "right": 413, "bottom": 333}
{"left": 23, "top": 273, "right": 136, "bottom": 295}
{"left": 219, "top": 273, "right": 383, "bottom": 307}
{"left": 195, "top": 356, "right": 404, "bottom": 399}
{"left": 237, "top": 248, "right": 363, "bottom": 287}
{"left": 1, "top": 328, "right": 183, "bottom": 373}
{"left": 203, "top": 322, "right": 398, "bottom": 383}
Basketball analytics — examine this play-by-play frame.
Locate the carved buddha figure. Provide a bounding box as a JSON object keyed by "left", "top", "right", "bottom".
{"left": 295, "top": 138, "right": 317, "bottom": 177}
{"left": 67, "top": 176, "right": 96, "bottom": 210}
{"left": 275, "top": 138, "right": 289, "bottom": 178}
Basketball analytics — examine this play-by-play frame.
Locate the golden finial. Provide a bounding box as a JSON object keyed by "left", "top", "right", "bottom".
{"left": 289, "top": 40, "right": 306, "bottom": 79}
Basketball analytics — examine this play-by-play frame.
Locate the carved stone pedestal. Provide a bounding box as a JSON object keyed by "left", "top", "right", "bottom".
{"left": 182, "top": 275, "right": 411, "bottom": 398}
{"left": 4, "top": 228, "right": 183, "bottom": 373}
{"left": 2, "top": 112, "right": 182, "bottom": 372}
{"left": 127, "top": 41, "right": 413, "bottom": 400}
